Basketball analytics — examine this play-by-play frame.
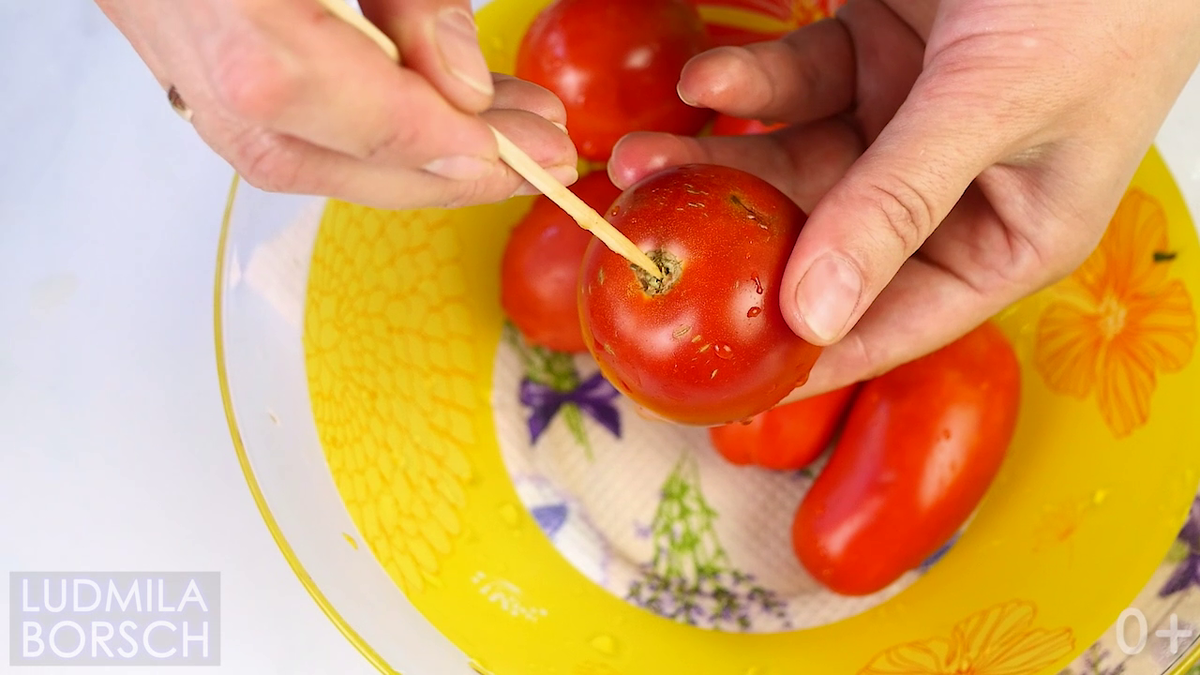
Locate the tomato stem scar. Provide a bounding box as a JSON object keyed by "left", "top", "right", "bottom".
{"left": 633, "top": 249, "right": 682, "bottom": 296}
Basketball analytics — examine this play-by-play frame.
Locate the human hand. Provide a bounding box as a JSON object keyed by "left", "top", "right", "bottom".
{"left": 96, "top": 0, "right": 578, "bottom": 209}
{"left": 607, "top": 0, "right": 1200, "bottom": 398}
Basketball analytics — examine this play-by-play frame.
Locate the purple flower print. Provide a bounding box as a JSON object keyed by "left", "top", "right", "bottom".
{"left": 519, "top": 371, "right": 621, "bottom": 444}
{"left": 531, "top": 503, "right": 569, "bottom": 539}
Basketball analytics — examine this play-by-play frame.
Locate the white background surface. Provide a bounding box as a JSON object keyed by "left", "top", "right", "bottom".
{"left": 1, "top": 2, "right": 1197, "bottom": 675}
{"left": 0, "top": 2, "right": 375, "bottom": 673}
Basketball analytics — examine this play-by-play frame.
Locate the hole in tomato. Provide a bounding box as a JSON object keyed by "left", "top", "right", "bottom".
{"left": 632, "top": 249, "right": 682, "bottom": 297}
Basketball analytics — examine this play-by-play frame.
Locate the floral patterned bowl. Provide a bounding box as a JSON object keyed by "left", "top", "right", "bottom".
{"left": 213, "top": 0, "right": 1200, "bottom": 673}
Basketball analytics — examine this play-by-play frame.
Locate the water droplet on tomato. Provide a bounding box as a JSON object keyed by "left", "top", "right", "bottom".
{"left": 752, "top": 275, "right": 764, "bottom": 295}
{"left": 747, "top": 306, "right": 762, "bottom": 318}
{"left": 714, "top": 343, "right": 733, "bottom": 359}
{"left": 611, "top": 205, "right": 621, "bottom": 216}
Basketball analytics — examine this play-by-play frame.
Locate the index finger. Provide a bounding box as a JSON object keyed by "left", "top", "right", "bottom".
{"left": 200, "top": 0, "right": 498, "bottom": 171}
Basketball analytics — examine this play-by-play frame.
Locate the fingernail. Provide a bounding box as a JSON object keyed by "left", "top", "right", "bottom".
{"left": 423, "top": 155, "right": 493, "bottom": 180}
{"left": 435, "top": 8, "right": 494, "bottom": 97}
{"left": 794, "top": 255, "right": 862, "bottom": 344}
{"left": 676, "top": 81, "right": 698, "bottom": 107}
{"left": 551, "top": 163, "right": 579, "bottom": 185}
{"left": 511, "top": 164, "right": 579, "bottom": 197}
{"left": 553, "top": 121, "right": 569, "bottom": 135}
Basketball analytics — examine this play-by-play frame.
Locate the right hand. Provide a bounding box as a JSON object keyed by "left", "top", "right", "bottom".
{"left": 609, "top": 0, "right": 1200, "bottom": 401}
{"left": 96, "top": 0, "right": 579, "bottom": 209}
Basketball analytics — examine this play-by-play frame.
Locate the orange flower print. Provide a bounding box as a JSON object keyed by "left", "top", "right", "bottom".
{"left": 860, "top": 601, "right": 1075, "bottom": 675}
{"left": 1034, "top": 188, "right": 1197, "bottom": 438}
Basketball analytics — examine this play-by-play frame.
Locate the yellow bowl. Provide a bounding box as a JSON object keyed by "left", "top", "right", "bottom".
{"left": 214, "top": 1, "right": 1200, "bottom": 673}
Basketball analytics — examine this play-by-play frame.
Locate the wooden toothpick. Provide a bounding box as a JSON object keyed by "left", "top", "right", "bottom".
{"left": 318, "top": 0, "right": 399, "bottom": 61}
{"left": 315, "top": 0, "right": 662, "bottom": 278}
{"left": 489, "top": 129, "right": 660, "bottom": 276}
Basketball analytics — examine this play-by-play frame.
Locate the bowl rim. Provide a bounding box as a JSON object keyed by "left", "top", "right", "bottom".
{"left": 213, "top": 173, "right": 404, "bottom": 675}
{"left": 213, "top": 169, "right": 1200, "bottom": 675}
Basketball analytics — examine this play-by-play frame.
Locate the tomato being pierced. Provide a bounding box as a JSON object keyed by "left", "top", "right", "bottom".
{"left": 500, "top": 171, "right": 623, "bottom": 353}
{"left": 791, "top": 321, "right": 1021, "bottom": 596}
{"left": 709, "top": 384, "right": 858, "bottom": 471}
{"left": 515, "top": 0, "right": 715, "bottom": 161}
{"left": 578, "top": 163, "right": 822, "bottom": 427}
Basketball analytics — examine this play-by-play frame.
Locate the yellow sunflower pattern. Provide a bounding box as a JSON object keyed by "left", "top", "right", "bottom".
{"left": 861, "top": 601, "right": 1075, "bottom": 675}
{"left": 304, "top": 201, "right": 478, "bottom": 596}
{"left": 1034, "top": 188, "right": 1197, "bottom": 438}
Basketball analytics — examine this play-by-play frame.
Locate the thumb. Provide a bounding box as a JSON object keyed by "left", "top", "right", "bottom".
{"left": 359, "top": 0, "right": 495, "bottom": 112}
{"left": 780, "top": 76, "right": 1019, "bottom": 346}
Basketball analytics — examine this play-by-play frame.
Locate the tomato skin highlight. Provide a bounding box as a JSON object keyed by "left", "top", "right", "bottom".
{"left": 711, "top": 114, "right": 786, "bottom": 136}
{"left": 500, "top": 172, "right": 622, "bottom": 353}
{"left": 578, "top": 163, "right": 823, "bottom": 427}
{"left": 709, "top": 384, "right": 858, "bottom": 470}
{"left": 515, "top": 0, "right": 715, "bottom": 161}
{"left": 791, "top": 321, "right": 1021, "bottom": 596}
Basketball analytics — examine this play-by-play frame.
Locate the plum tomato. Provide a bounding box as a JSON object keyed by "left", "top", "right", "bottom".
{"left": 578, "top": 163, "right": 823, "bottom": 427}
{"left": 711, "top": 114, "right": 786, "bottom": 136}
{"left": 515, "top": 0, "right": 715, "bottom": 161}
{"left": 500, "top": 171, "right": 623, "bottom": 353}
{"left": 791, "top": 321, "right": 1021, "bottom": 596}
{"left": 709, "top": 384, "right": 858, "bottom": 471}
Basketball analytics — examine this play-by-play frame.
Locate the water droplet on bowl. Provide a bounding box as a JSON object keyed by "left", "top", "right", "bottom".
{"left": 590, "top": 634, "right": 618, "bottom": 655}
{"left": 499, "top": 503, "right": 521, "bottom": 527}
{"left": 1093, "top": 489, "right": 1109, "bottom": 505}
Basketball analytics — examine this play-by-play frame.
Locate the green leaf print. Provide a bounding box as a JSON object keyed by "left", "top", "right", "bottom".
{"left": 628, "top": 452, "right": 789, "bottom": 631}
{"left": 506, "top": 321, "right": 621, "bottom": 456}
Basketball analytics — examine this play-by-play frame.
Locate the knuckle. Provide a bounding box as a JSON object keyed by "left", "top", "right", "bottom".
{"left": 231, "top": 131, "right": 306, "bottom": 194}
{"left": 208, "top": 32, "right": 295, "bottom": 123}
{"left": 439, "top": 180, "right": 492, "bottom": 210}
{"left": 865, "top": 178, "right": 936, "bottom": 253}
{"left": 844, "top": 332, "right": 892, "bottom": 381}
{"left": 362, "top": 120, "right": 423, "bottom": 163}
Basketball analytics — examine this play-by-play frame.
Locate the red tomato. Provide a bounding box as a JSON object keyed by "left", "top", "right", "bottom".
{"left": 578, "top": 164, "right": 822, "bottom": 426}
{"left": 709, "top": 384, "right": 858, "bottom": 470}
{"left": 500, "top": 171, "right": 623, "bottom": 353}
{"left": 791, "top": 321, "right": 1021, "bottom": 596}
{"left": 515, "top": 0, "right": 715, "bottom": 161}
{"left": 711, "top": 114, "right": 786, "bottom": 136}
